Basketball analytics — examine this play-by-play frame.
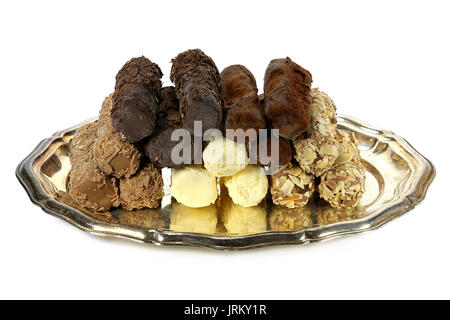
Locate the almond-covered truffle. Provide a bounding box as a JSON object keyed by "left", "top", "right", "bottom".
{"left": 270, "top": 164, "right": 315, "bottom": 208}
{"left": 318, "top": 129, "right": 366, "bottom": 208}
{"left": 293, "top": 90, "right": 341, "bottom": 175}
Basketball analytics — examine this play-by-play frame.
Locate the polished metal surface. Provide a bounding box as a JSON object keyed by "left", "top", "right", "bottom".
{"left": 16, "top": 116, "right": 435, "bottom": 250}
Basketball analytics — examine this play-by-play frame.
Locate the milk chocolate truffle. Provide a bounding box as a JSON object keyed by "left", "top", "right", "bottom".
{"left": 144, "top": 86, "right": 193, "bottom": 168}
{"left": 170, "top": 49, "right": 223, "bottom": 135}
{"left": 119, "top": 163, "right": 164, "bottom": 211}
{"left": 68, "top": 162, "right": 120, "bottom": 212}
{"left": 68, "top": 122, "right": 120, "bottom": 212}
{"left": 69, "top": 122, "right": 98, "bottom": 164}
{"left": 221, "top": 65, "right": 266, "bottom": 136}
{"left": 264, "top": 57, "right": 312, "bottom": 140}
{"left": 93, "top": 94, "right": 141, "bottom": 178}
{"left": 112, "top": 57, "right": 162, "bottom": 142}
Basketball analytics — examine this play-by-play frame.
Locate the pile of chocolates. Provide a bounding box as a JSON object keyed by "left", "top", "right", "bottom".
{"left": 67, "top": 49, "right": 366, "bottom": 222}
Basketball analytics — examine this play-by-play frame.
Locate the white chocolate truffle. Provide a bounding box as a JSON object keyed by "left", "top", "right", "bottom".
{"left": 170, "top": 166, "right": 218, "bottom": 208}
{"left": 170, "top": 203, "right": 218, "bottom": 234}
{"left": 203, "top": 137, "right": 249, "bottom": 177}
{"left": 220, "top": 197, "right": 267, "bottom": 234}
{"left": 224, "top": 165, "right": 268, "bottom": 207}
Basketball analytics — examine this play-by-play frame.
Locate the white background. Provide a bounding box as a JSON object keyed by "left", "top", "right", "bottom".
{"left": 1, "top": 0, "right": 448, "bottom": 299}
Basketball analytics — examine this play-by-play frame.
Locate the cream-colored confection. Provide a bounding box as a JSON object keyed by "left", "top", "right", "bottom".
{"left": 202, "top": 137, "right": 249, "bottom": 177}
{"left": 270, "top": 164, "right": 315, "bottom": 208}
{"left": 170, "top": 165, "right": 218, "bottom": 208}
{"left": 269, "top": 203, "right": 313, "bottom": 231}
{"left": 224, "top": 165, "right": 268, "bottom": 207}
{"left": 170, "top": 203, "right": 218, "bottom": 234}
{"left": 220, "top": 197, "right": 267, "bottom": 234}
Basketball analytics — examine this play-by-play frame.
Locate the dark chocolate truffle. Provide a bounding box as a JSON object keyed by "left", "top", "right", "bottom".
{"left": 112, "top": 56, "right": 162, "bottom": 143}
{"left": 144, "top": 86, "right": 196, "bottom": 168}
{"left": 221, "top": 65, "right": 266, "bottom": 137}
{"left": 170, "top": 49, "right": 223, "bottom": 135}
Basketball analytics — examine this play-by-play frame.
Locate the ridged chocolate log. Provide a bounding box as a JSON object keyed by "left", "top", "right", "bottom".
{"left": 170, "top": 49, "right": 222, "bottom": 135}
{"left": 112, "top": 56, "right": 162, "bottom": 143}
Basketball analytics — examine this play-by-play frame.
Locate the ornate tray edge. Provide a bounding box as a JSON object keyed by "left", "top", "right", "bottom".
{"left": 16, "top": 116, "right": 436, "bottom": 250}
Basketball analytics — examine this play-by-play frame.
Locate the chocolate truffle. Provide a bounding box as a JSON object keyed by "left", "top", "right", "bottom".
{"left": 202, "top": 137, "right": 249, "bottom": 177}
{"left": 293, "top": 89, "right": 340, "bottom": 175}
{"left": 69, "top": 122, "right": 98, "bottom": 164}
{"left": 220, "top": 65, "right": 266, "bottom": 136}
{"left": 144, "top": 86, "right": 194, "bottom": 168}
{"left": 170, "top": 165, "right": 218, "bottom": 208}
{"left": 68, "top": 122, "right": 120, "bottom": 212}
{"left": 318, "top": 129, "right": 366, "bottom": 208}
{"left": 223, "top": 165, "right": 268, "bottom": 207}
{"left": 112, "top": 57, "right": 162, "bottom": 142}
{"left": 119, "top": 163, "right": 164, "bottom": 211}
{"left": 254, "top": 132, "right": 292, "bottom": 167}
{"left": 264, "top": 57, "right": 312, "bottom": 140}
{"left": 68, "top": 162, "right": 120, "bottom": 212}
{"left": 170, "top": 49, "right": 223, "bottom": 135}
{"left": 93, "top": 94, "right": 141, "bottom": 178}
{"left": 270, "top": 164, "right": 315, "bottom": 208}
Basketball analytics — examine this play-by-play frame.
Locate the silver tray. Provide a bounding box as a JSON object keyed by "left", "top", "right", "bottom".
{"left": 16, "top": 115, "right": 435, "bottom": 250}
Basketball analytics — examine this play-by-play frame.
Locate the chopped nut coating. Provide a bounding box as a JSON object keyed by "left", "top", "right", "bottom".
{"left": 293, "top": 134, "right": 340, "bottom": 176}
{"left": 270, "top": 164, "right": 314, "bottom": 208}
